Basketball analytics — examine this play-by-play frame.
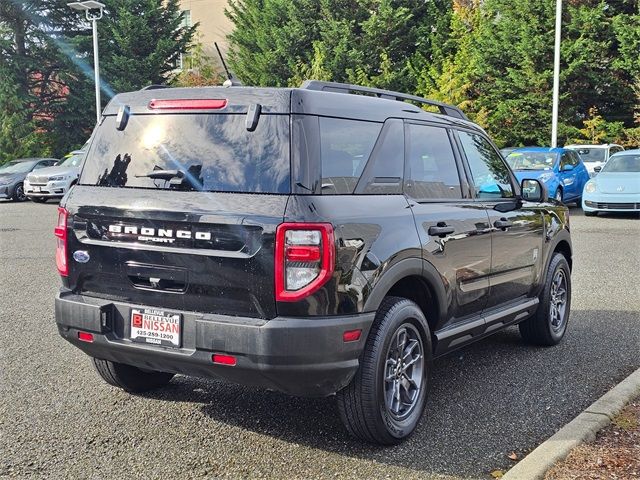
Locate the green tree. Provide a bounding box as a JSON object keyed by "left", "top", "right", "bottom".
{"left": 96, "top": 0, "right": 197, "bottom": 93}
{"left": 227, "top": 0, "right": 449, "bottom": 90}
{"left": 172, "top": 40, "right": 225, "bottom": 87}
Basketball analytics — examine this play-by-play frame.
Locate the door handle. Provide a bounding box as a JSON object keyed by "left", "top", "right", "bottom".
{"left": 494, "top": 218, "right": 513, "bottom": 230}
{"left": 428, "top": 223, "right": 455, "bottom": 237}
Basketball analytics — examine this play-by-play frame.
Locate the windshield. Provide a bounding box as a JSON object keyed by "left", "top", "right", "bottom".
{"left": 59, "top": 153, "right": 84, "bottom": 167}
{"left": 601, "top": 155, "right": 640, "bottom": 173}
{"left": 0, "top": 160, "right": 37, "bottom": 174}
{"left": 569, "top": 147, "right": 606, "bottom": 163}
{"left": 505, "top": 151, "right": 557, "bottom": 170}
{"left": 80, "top": 114, "right": 290, "bottom": 193}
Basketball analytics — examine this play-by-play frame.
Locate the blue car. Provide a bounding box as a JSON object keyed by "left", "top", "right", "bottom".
{"left": 505, "top": 147, "right": 590, "bottom": 204}
{"left": 582, "top": 149, "right": 640, "bottom": 216}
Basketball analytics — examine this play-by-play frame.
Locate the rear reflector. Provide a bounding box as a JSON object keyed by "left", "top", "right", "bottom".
{"left": 343, "top": 329, "right": 362, "bottom": 342}
{"left": 212, "top": 354, "right": 236, "bottom": 366}
{"left": 148, "top": 99, "right": 228, "bottom": 110}
{"left": 77, "top": 331, "right": 94, "bottom": 343}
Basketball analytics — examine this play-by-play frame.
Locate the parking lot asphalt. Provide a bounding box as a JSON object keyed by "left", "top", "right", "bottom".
{"left": 1, "top": 200, "right": 638, "bottom": 480}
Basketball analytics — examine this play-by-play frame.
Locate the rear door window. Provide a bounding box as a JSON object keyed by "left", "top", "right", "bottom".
{"left": 320, "top": 118, "right": 382, "bottom": 194}
{"left": 80, "top": 114, "right": 290, "bottom": 193}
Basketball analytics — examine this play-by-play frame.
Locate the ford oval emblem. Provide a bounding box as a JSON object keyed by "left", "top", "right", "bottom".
{"left": 73, "top": 250, "right": 90, "bottom": 263}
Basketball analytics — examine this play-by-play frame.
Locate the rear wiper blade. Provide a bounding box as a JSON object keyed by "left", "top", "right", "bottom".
{"left": 136, "top": 169, "right": 184, "bottom": 180}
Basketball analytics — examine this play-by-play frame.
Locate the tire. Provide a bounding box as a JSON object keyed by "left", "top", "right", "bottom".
{"left": 12, "top": 183, "right": 26, "bottom": 202}
{"left": 573, "top": 197, "right": 582, "bottom": 209}
{"left": 554, "top": 188, "right": 563, "bottom": 203}
{"left": 30, "top": 197, "right": 47, "bottom": 203}
{"left": 92, "top": 357, "right": 174, "bottom": 393}
{"left": 336, "top": 296, "right": 432, "bottom": 445}
{"left": 519, "top": 253, "right": 571, "bottom": 346}
{"left": 584, "top": 211, "right": 598, "bottom": 217}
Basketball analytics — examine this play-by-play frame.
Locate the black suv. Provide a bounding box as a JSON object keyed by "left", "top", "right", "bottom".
{"left": 55, "top": 81, "right": 572, "bottom": 445}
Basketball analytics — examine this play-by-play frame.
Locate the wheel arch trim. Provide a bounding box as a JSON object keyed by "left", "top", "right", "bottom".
{"left": 363, "top": 257, "right": 448, "bottom": 326}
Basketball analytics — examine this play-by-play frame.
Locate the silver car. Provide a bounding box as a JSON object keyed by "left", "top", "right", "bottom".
{"left": 25, "top": 151, "right": 85, "bottom": 202}
{"left": 0, "top": 158, "right": 59, "bottom": 202}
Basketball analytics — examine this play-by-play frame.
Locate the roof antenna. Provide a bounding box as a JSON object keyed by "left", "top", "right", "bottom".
{"left": 215, "top": 42, "right": 241, "bottom": 87}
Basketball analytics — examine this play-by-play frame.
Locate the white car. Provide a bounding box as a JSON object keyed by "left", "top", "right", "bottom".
{"left": 564, "top": 144, "right": 624, "bottom": 177}
{"left": 25, "top": 151, "right": 85, "bottom": 202}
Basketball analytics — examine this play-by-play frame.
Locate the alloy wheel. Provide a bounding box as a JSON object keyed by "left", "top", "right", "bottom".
{"left": 383, "top": 323, "right": 424, "bottom": 420}
{"left": 549, "top": 269, "right": 568, "bottom": 333}
{"left": 15, "top": 185, "right": 26, "bottom": 201}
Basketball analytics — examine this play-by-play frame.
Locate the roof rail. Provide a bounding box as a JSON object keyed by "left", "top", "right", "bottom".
{"left": 300, "top": 80, "right": 469, "bottom": 121}
{"left": 141, "top": 84, "right": 168, "bottom": 91}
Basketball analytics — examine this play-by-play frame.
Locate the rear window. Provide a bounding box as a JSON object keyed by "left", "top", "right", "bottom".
{"left": 80, "top": 114, "right": 290, "bottom": 193}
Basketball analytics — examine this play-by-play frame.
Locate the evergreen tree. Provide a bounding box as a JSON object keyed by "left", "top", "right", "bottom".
{"left": 97, "top": 0, "right": 197, "bottom": 93}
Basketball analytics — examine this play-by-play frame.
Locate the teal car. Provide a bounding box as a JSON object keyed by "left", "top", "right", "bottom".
{"left": 582, "top": 149, "right": 640, "bottom": 216}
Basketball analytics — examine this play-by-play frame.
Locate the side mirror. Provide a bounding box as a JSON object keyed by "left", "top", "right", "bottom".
{"left": 562, "top": 164, "right": 574, "bottom": 172}
{"left": 593, "top": 166, "right": 602, "bottom": 173}
{"left": 521, "top": 179, "right": 547, "bottom": 203}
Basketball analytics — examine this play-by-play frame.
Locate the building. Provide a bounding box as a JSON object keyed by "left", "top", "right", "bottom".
{"left": 178, "top": 0, "right": 233, "bottom": 55}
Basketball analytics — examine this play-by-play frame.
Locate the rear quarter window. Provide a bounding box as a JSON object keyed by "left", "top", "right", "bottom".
{"left": 319, "top": 118, "right": 382, "bottom": 194}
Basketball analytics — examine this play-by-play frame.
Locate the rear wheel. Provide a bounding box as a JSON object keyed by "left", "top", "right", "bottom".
{"left": 92, "top": 358, "right": 174, "bottom": 393}
{"left": 336, "top": 297, "right": 432, "bottom": 445}
{"left": 519, "top": 253, "right": 571, "bottom": 346}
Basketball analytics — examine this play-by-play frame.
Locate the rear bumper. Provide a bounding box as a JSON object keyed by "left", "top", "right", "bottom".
{"left": 55, "top": 291, "right": 374, "bottom": 397}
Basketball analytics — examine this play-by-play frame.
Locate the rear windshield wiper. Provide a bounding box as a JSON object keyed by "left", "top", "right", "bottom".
{"left": 136, "top": 166, "right": 203, "bottom": 191}
{"left": 136, "top": 169, "right": 184, "bottom": 180}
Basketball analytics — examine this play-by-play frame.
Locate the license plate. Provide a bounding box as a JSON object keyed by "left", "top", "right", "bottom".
{"left": 130, "top": 308, "right": 181, "bottom": 347}
{"left": 33, "top": 186, "right": 41, "bottom": 192}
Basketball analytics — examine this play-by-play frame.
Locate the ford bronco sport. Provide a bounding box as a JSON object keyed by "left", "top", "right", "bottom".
{"left": 55, "top": 81, "right": 572, "bottom": 445}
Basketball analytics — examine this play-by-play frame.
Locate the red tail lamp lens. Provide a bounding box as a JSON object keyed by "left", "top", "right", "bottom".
{"left": 78, "top": 331, "right": 94, "bottom": 343}
{"left": 275, "top": 223, "right": 335, "bottom": 302}
{"left": 212, "top": 354, "right": 236, "bottom": 366}
{"left": 343, "top": 329, "right": 362, "bottom": 343}
{"left": 148, "top": 99, "right": 228, "bottom": 110}
{"left": 55, "top": 207, "right": 68, "bottom": 276}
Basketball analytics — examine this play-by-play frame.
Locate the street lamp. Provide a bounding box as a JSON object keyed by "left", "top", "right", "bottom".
{"left": 551, "top": 0, "right": 562, "bottom": 147}
{"left": 68, "top": 1, "right": 105, "bottom": 124}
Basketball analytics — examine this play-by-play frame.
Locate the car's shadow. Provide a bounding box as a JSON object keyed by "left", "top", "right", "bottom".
{"left": 142, "top": 308, "right": 639, "bottom": 477}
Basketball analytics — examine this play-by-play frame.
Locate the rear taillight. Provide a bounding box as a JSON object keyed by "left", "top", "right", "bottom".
{"left": 275, "top": 223, "right": 335, "bottom": 302}
{"left": 54, "top": 207, "right": 68, "bottom": 276}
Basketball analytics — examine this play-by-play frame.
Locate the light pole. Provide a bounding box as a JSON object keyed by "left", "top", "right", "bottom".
{"left": 551, "top": 0, "right": 562, "bottom": 147}
{"left": 68, "top": 1, "right": 105, "bottom": 124}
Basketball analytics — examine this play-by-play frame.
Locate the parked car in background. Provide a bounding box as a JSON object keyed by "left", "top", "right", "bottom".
{"left": 25, "top": 150, "right": 85, "bottom": 202}
{"left": 565, "top": 144, "right": 624, "bottom": 177}
{"left": 505, "top": 147, "right": 590, "bottom": 205}
{"left": 582, "top": 150, "right": 640, "bottom": 216}
{"left": 0, "top": 158, "right": 59, "bottom": 202}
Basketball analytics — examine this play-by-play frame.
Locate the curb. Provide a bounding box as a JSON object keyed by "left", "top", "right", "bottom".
{"left": 503, "top": 367, "right": 640, "bottom": 480}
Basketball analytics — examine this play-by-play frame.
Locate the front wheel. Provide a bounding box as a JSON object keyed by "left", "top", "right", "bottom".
{"left": 92, "top": 358, "right": 174, "bottom": 393}
{"left": 554, "top": 188, "right": 563, "bottom": 203}
{"left": 12, "top": 183, "right": 26, "bottom": 202}
{"left": 519, "top": 253, "right": 571, "bottom": 346}
{"left": 336, "top": 297, "right": 432, "bottom": 445}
